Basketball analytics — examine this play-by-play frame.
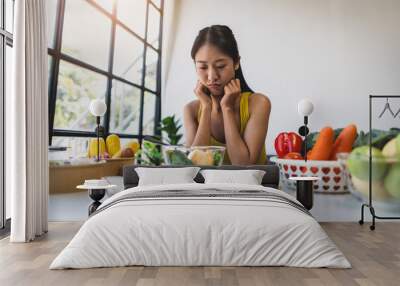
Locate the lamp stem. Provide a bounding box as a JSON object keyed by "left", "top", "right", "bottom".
{"left": 304, "top": 115, "right": 308, "bottom": 126}
{"left": 304, "top": 116, "right": 308, "bottom": 162}
{"left": 96, "top": 116, "right": 100, "bottom": 162}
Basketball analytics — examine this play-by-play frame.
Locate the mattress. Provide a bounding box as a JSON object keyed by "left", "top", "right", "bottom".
{"left": 50, "top": 183, "right": 351, "bottom": 269}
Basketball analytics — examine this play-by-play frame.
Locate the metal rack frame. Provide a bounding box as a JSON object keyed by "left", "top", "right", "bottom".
{"left": 359, "top": 95, "right": 400, "bottom": 230}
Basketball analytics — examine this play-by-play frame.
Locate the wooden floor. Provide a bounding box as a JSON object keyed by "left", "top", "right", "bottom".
{"left": 0, "top": 222, "right": 399, "bottom": 286}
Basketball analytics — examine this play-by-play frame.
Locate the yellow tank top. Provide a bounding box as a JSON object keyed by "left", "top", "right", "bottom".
{"left": 196, "top": 92, "right": 267, "bottom": 165}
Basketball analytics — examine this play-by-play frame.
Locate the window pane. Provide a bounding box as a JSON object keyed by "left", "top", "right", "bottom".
{"left": 145, "top": 47, "right": 158, "bottom": 91}
{"left": 117, "top": 0, "right": 146, "bottom": 39}
{"left": 142, "top": 92, "right": 156, "bottom": 135}
{"left": 47, "top": 0, "right": 59, "bottom": 49}
{"left": 147, "top": 3, "right": 160, "bottom": 49}
{"left": 110, "top": 80, "right": 141, "bottom": 134}
{"left": 5, "top": 0, "right": 14, "bottom": 33}
{"left": 120, "top": 137, "right": 139, "bottom": 148}
{"left": 62, "top": 0, "right": 111, "bottom": 70}
{"left": 113, "top": 25, "right": 144, "bottom": 84}
{"left": 93, "top": 0, "right": 113, "bottom": 13}
{"left": 50, "top": 136, "right": 91, "bottom": 160}
{"left": 48, "top": 55, "right": 53, "bottom": 92}
{"left": 54, "top": 60, "right": 107, "bottom": 131}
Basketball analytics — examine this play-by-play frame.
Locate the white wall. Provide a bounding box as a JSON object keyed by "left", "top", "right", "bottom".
{"left": 162, "top": 0, "right": 400, "bottom": 154}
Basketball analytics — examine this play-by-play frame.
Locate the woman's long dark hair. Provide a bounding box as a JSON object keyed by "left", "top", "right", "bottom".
{"left": 191, "top": 25, "right": 254, "bottom": 93}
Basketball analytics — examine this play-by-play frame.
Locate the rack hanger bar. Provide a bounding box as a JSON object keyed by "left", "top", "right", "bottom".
{"left": 370, "top": 95, "right": 400, "bottom": 98}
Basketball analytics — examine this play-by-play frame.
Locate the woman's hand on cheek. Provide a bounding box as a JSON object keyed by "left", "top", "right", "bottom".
{"left": 221, "top": 79, "right": 241, "bottom": 110}
{"left": 194, "top": 80, "right": 212, "bottom": 109}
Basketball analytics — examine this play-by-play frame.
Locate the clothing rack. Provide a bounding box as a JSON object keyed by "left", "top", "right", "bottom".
{"left": 360, "top": 95, "right": 400, "bottom": 230}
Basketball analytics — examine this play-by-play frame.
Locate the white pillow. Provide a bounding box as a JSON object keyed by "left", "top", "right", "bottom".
{"left": 135, "top": 167, "right": 201, "bottom": 186}
{"left": 200, "top": 169, "right": 266, "bottom": 185}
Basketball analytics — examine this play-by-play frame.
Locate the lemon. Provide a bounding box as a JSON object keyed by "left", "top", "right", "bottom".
{"left": 106, "top": 134, "right": 121, "bottom": 157}
{"left": 126, "top": 139, "right": 140, "bottom": 154}
{"left": 188, "top": 149, "right": 213, "bottom": 165}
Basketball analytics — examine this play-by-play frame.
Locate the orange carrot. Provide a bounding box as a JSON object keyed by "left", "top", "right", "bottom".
{"left": 330, "top": 124, "right": 358, "bottom": 160}
{"left": 308, "top": 127, "right": 334, "bottom": 160}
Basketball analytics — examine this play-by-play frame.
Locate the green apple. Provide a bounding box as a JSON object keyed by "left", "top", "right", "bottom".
{"left": 351, "top": 176, "right": 390, "bottom": 201}
{"left": 382, "top": 138, "right": 396, "bottom": 158}
{"left": 347, "top": 146, "right": 387, "bottom": 181}
{"left": 397, "top": 133, "right": 400, "bottom": 154}
{"left": 382, "top": 134, "right": 400, "bottom": 159}
{"left": 384, "top": 163, "right": 400, "bottom": 199}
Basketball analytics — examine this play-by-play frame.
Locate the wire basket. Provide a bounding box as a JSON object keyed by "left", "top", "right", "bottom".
{"left": 270, "top": 156, "right": 348, "bottom": 193}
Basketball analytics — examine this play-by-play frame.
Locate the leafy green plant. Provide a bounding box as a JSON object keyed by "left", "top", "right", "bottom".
{"left": 144, "top": 115, "right": 183, "bottom": 146}
{"left": 136, "top": 115, "right": 184, "bottom": 166}
{"left": 159, "top": 115, "right": 183, "bottom": 145}
{"left": 353, "top": 128, "right": 400, "bottom": 149}
{"left": 135, "top": 141, "right": 164, "bottom": 166}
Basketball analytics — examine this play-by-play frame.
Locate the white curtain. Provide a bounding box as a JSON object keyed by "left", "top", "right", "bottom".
{"left": 9, "top": 0, "right": 48, "bottom": 242}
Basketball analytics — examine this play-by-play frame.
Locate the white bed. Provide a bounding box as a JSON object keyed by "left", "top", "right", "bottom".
{"left": 50, "top": 183, "right": 351, "bottom": 269}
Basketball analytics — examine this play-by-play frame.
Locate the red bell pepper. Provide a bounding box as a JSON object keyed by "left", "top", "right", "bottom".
{"left": 274, "top": 132, "right": 303, "bottom": 158}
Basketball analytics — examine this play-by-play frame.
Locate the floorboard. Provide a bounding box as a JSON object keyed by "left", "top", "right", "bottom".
{"left": 0, "top": 222, "right": 399, "bottom": 286}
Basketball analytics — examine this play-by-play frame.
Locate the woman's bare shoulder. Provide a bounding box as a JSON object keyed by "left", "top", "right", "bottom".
{"left": 249, "top": 92, "right": 271, "bottom": 112}
{"left": 184, "top": 99, "right": 201, "bottom": 118}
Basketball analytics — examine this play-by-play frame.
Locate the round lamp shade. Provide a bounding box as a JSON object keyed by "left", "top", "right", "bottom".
{"left": 297, "top": 99, "right": 314, "bottom": 116}
{"left": 89, "top": 99, "right": 107, "bottom": 117}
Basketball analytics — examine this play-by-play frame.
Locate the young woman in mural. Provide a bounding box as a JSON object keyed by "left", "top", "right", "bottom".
{"left": 183, "top": 25, "right": 271, "bottom": 165}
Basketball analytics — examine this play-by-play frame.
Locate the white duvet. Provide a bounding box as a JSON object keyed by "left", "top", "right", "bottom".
{"left": 50, "top": 183, "right": 351, "bottom": 269}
